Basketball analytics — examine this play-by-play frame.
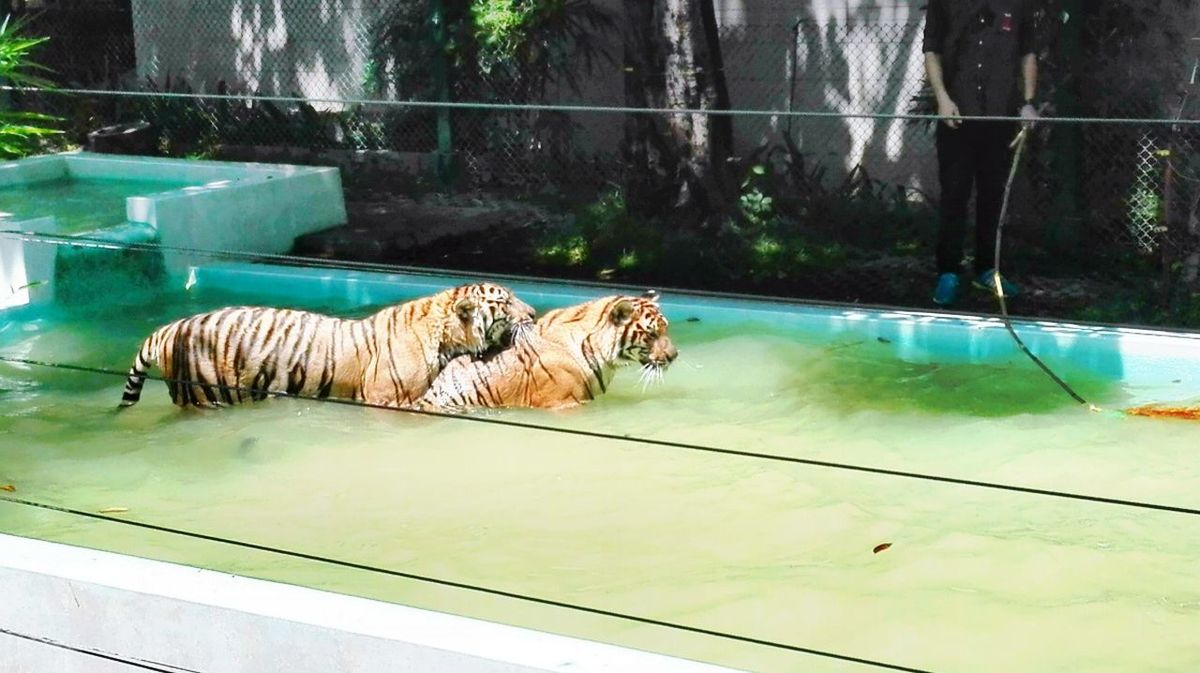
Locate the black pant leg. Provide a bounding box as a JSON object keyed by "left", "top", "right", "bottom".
{"left": 972, "top": 121, "right": 1017, "bottom": 276}
{"left": 935, "top": 123, "right": 976, "bottom": 274}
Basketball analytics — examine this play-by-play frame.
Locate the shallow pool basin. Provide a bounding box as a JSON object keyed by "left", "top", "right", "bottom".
{"left": 2, "top": 238, "right": 1200, "bottom": 673}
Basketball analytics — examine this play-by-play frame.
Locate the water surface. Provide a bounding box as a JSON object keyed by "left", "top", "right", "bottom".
{"left": 2, "top": 287, "right": 1199, "bottom": 672}
{"left": 0, "top": 177, "right": 195, "bottom": 234}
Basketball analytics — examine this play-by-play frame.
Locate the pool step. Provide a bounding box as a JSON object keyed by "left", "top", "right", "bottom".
{"left": 52, "top": 222, "right": 167, "bottom": 305}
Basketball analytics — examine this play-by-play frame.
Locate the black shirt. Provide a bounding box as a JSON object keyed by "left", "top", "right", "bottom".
{"left": 923, "top": 0, "right": 1036, "bottom": 117}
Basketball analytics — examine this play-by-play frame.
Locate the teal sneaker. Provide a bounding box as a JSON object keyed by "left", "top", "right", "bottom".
{"left": 973, "top": 268, "right": 1020, "bottom": 298}
{"left": 932, "top": 272, "right": 960, "bottom": 306}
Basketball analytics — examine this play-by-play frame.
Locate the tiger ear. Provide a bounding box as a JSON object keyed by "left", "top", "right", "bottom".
{"left": 454, "top": 297, "right": 478, "bottom": 321}
{"left": 610, "top": 299, "right": 636, "bottom": 325}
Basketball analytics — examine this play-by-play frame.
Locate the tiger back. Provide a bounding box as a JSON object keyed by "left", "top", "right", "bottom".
{"left": 119, "top": 282, "right": 534, "bottom": 409}
{"left": 419, "top": 292, "right": 677, "bottom": 411}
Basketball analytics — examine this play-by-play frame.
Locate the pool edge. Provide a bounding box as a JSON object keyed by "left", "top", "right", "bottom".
{"left": 0, "top": 532, "right": 746, "bottom": 673}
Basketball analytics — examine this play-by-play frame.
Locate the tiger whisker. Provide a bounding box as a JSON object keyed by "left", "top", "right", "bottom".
{"left": 637, "top": 364, "right": 652, "bottom": 392}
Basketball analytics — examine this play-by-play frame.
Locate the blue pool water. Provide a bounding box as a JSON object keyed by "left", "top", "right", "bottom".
{"left": 0, "top": 177, "right": 196, "bottom": 234}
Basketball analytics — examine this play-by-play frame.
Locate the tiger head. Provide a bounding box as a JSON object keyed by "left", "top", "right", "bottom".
{"left": 609, "top": 290, "right": 678, "bottom": 370}
{"left": 443, "top": 282, "right": 536, "bottom": 355}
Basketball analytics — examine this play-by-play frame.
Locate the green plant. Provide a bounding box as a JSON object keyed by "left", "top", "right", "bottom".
{"left": 738, "top": 163, "right": 779, "bottom": 228}
{"left": 0, "top": 14, "right": 61, "bottom": 158}
{"left": 368, "top": 0, "right": 614, "bottom": 102}
{"left": 471, "top": 0, "right": 536, "bottom": 71}
{"left": 136, "top": 77, "right": 351, "bottom": 156}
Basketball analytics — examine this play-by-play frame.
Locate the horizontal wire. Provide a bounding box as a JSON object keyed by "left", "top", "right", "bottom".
{"left": 3, "top": 355, "right": 1200, "bottom": 519}
{"left": 3, "top": 229, "right": 867, "bottom": 318}
{"left": 0, "top": 505, "right": 936, "bottom": 673}
{"left": 10, "top": 229, "right": 1200, "bottom": 337}
{"left": 0, "top": 625, "right": 195, "bottom": 673}
{"left": 5, "top": 85, "right": 1197, "bottom": 125}
{"left": 0, "top": 229, "right": 982, "bottom": 321}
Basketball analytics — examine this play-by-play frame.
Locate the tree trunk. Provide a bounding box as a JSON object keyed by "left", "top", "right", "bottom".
{"left": 622, "top": 0, "right": 733, "bottom": 226}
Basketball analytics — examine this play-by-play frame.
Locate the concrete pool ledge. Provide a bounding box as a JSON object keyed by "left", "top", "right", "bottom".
{"left": 0, "top": 216, "right": 56, "bottom": 308}
{"left": 0, "top": 533, "right": 744, "bottom": 673}
{"left": 180, "top": 261, "right": 1200, "bottom": 404}
{"left": 0, "top": 152, "right": 347, "bottom": 308}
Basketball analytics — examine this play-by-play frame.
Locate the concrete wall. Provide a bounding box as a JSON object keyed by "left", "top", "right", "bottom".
{"left": 129, "top": 0, "right": 933, "bottom": 189}
{"left": 131, "top": 0, "right": 381, "bottom": 101}
{"left": 0, "top": 533, "right": 745, "bottom": 673}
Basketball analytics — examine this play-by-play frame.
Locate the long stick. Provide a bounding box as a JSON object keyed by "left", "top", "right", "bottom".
{"left": 991, "top": 122, "right": 1094, "bottom": 408}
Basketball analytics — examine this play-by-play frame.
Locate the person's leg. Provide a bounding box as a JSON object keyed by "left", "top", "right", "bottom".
{"left": 935, "top": 123, "right": 976, "bottom": 275}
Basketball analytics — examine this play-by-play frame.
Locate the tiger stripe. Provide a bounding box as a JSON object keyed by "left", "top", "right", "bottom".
{"left": 419, "top": 292, "right": 678, "bottom": 411}
{"left": 119, "top": 283, "right": 535, "bottom": 410}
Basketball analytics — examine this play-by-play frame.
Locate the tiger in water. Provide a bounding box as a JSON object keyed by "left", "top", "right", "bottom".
{"left": 418, "top": 291, "right": 677, "bottom": 411}
{"left": 119, "top": 282, "right": 535, "bottom": 409}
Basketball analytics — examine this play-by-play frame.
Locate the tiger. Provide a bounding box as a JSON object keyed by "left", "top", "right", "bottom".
{"left": 118, "top": 282, "right": 535, "bottom": 409}
{"left": 417, "top": 291, "right": 677, "bottom": 411}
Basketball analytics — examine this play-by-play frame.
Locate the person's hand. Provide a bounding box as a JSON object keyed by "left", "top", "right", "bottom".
{"left": 1019, "top": 102, "right": 1040, "bottom": 129}
{"left": 937, "top": 96, "right": 961, "bottom": 128}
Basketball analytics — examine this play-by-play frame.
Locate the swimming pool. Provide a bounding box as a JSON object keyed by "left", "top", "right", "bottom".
{"left": 0, "top": 152, "right": 347, "bottom": 310}
{"left": 2, "top": 237, "right": 1200, "bottom": 672}
{"left": 0, "top": 177, "right": 197, "bottom": 235}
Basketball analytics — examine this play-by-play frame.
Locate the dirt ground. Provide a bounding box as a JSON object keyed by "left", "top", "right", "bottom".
{"left": 292, "top": 191, "right": 1121, "bottom": 322}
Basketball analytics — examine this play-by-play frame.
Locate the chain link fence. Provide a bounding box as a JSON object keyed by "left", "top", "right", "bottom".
{"left": 10, "top": 0, "right": 1200, "bottom": 326}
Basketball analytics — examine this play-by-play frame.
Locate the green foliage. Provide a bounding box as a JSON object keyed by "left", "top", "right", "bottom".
{"left": 135, "top": 78, "right": 382, "bottom": 157}
{"left": 471, "top": 0, "right": 536, "bottom": 70}
{"left": 0, "top": 14, "right": 61, "bottom": 159}
{"left": 529, "top": 142, "right": 926, "bottom": 288}
{"left": 534, "top": 233, "right": 588, "bottom": 266}
{"left": 721, "top": 138, "right": 933, "bottom": 281}
{"left": 0, "top": 14, "right": 55, "bottom": 90}
{"left": 367, "top": 0, "right": 614, "bottom": 102}
{"left": 536, "top": 185, "right": 660, "bottom": 275}
{"left": 363, "top": 1, "right": 614, "bottom": 185}
{"left": 738, "top": 163, "right": 778, "bottom": 228}
{"left": 1128, "top": 185, "right": 1161, "bottom": 229}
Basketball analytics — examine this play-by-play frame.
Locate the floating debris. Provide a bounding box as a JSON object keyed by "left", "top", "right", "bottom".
{"left": 686, "top": 317, "right": 701, "bottom": 323}
{"left": 873, "top": 542, "right": 893, "bottom": 554}
{"left": 1125, "top": 405, "right": 1200, "bottom": 421}
{"left": 0, "top": 484, "right": 14, "bottom": 492}
{"left": 98, "top": 507, "right": 129, "bottom": 514}
{"left": 876, "top": 337, "right": 892, "bottom": 344}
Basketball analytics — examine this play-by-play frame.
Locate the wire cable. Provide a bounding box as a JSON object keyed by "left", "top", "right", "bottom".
{"left": 0, "top": 229, "right": 892, "bottom": 315}
{"left": 9, "top": 227, "right": 1200, "bottom": 337}
{"left": 0, "top": 626, "right": 197, "bottom": 673}
{"left": 2, "top": 355, "right": 1199, "bottom": 518}
{"left": 0, "top": 501, "right": 937, "bottom": 673}
{"left": 6, "top": 85, "right": 1200, "bottom": 125}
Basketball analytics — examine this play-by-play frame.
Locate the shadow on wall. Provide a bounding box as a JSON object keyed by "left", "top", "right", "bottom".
{"left": 646, "top": 0, "right": 936, "bottom": 206}
{"left": 126, "top": 0, "right": 938, "bottom": 198}
{"left": 131, "top": 0, "right": 368, "bottom": 102}
{"left": 740, "top": 0, "right": 935, "bottom": 195}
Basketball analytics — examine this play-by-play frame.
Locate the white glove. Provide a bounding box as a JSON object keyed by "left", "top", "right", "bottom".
{"left": 1019, "top": 103, "right": 1040, "bottom": 127}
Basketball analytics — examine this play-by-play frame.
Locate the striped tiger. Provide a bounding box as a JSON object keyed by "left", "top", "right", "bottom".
{"left": 119, "top": 282, "right": 535, "bottom": 409}
{"left": 418, "top": 291, "right": 677, "bottom": 410}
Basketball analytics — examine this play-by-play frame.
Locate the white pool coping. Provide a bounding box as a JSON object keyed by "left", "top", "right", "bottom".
{"left": 0, "top": 533, "right": 745, "bottom": 673}
{"left": 0, "top": 152, "right": 346, "bottom": 309}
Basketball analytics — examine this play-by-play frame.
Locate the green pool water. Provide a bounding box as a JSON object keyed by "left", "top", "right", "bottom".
{"left": 0, "top": 177, "right": 195, "bottom": 234}
{"left": 2, "top": 286, "right": 1200, "bottom": 673}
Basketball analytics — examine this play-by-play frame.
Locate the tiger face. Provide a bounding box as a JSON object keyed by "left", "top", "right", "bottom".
{"left": 610, "top": 292, "right": 678, "bottom": 369}
{"left": 446, "top": 282, "right": 536, "bottom": 355}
